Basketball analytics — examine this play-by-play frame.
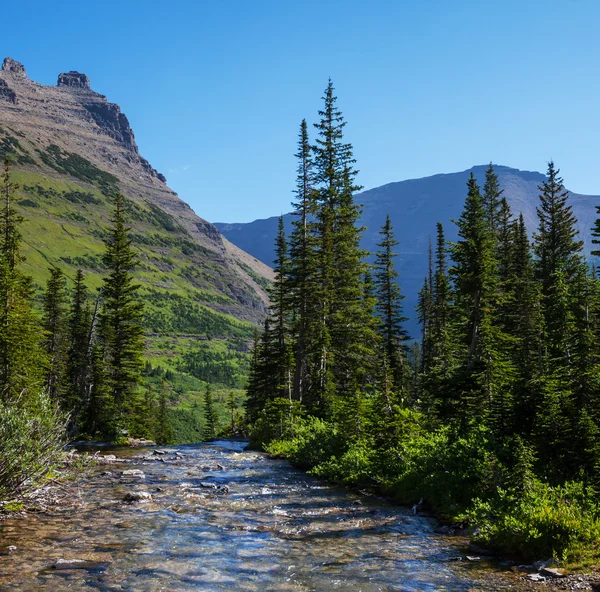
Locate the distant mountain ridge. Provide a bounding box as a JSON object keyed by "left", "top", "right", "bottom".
{"left": 215, "top": 164, "right": 600, "bottom": 337}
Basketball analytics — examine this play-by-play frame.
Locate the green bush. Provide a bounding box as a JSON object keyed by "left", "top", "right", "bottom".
{"left": 0, "top": 393, "right": 66, "bottom": 500}
{"left": 467, "top": 480, "right": 600, "bottom": 562}
{"left": 251, "top": 398, "right": 305, "bottom": 450}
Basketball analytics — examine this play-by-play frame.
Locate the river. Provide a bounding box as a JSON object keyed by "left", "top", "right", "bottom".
{"left": 0, "top": 441, "right": 531, "bottom": 591}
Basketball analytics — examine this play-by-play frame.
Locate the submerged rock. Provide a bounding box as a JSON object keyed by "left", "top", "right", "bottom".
{"left": 122, "top": 469, "right": 145, "bottom": 478}
{"left": 53, "top": 558, "right": 110, "bottom": 570}
{"left": 123, "top": 491, "right": 152, "bottom": 503}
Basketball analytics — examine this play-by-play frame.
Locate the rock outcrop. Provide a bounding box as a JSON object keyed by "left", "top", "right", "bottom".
{"left": 0, "top": 80, "right": 16, "bottom": 104}
{"left": 2, "top": 58, "right": 25, "bottom": 75}
{"left": 57, "top": 71, "right": 90, "bottom": 89}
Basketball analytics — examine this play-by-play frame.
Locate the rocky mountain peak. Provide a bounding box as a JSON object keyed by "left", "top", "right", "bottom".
{"left": 57, "top": 71, "right": 90, "bottom": 89}
{"left": 2, "top": 58, "right": 26, "bottom": 75}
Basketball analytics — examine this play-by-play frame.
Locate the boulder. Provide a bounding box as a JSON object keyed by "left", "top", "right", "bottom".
{"left": 123, "top": 491, "right": 152, "bottom": 502}
{"left": 540, "top": 567, "right": 566, "bottom": 579}
{"left": 122, "top": 469, "right": 145, "bottom": 478}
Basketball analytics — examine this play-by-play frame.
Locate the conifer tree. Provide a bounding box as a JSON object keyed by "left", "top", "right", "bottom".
{"left": 203, "top": 383, "right": 218, "bottom": 440}
{"left": 66, "top": 269, "right": 91, "bottom": 424}
{"left": 450, "top": 173, "right": 507, "bottom": 427}
{"left": 43, "top": 267, "right": 69, "bottom": 405}
{"left": 288, "top": 119, "right": 316, "bottom": 403}
{"left": 534, "top": 162, "right": 583, "bottom": 286}
{"left": 374, "top": 215, "right": 409, "bottom": 390}
{"left": 266, "top": 217, "right": 293, "bottom": 400}
{"left": 533, "top": 162, "right": 583, "bottom": 365}
{"left": 0, "top": 158, "right": 45, "bottom": 404}
{"left": 99, "top": 193, "right": 145, "bottom": 435}
{"left": 482, "top": 163, "right": 504, "bottom": 240}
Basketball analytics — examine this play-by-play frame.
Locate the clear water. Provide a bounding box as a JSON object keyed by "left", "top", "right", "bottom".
{"left": 0, "top": 441, "right": 526, "bottom": 591}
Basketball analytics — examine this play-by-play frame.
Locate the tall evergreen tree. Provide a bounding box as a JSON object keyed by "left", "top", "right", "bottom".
{"left": 203, "top": 383, "right": 218, "bottom": 440}
{"left": 450, "top": 173, "right": 508, "bottom": 427}
{"left": 0, "top": 158, "right": 45, "bottom": 404}
{"left": 533, "top": 162, "right": 584, "bottom": 364}
{"left": 66, "top": 269, "right": 91, "bottom": 425}
{"left": 43, "top": 267, "right": 69, "bottom": 405}
{"left": 266, "top": 217, "right": 293, "bottom": 401}
{"left": 374, "top": 215, "right": 409, "bottom": 388}
{"left": 482, "top": 163, "right": 504, "bottom": 240}
{"left": 288, "top": 119, "right": 316, "bottom": 404}
{"left": 99, "top": 193, "right": 145, "bottom": 435}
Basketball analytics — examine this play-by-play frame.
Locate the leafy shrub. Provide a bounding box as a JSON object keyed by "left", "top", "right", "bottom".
{"left": 251, "top": 398, "right": 305, "bottom": 450}
{"left": 467, "top": 480, "right": 600, "bottom": 562}
{"left": 264, "top": 415, "right": 347, "bottom": 470}
{"left": 0, "top": 393, "right": 66, "bottom": 500}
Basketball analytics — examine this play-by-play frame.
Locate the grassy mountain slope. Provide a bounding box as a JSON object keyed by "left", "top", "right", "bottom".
{"left": 0, "top": 58, "right": 272, "bottom": 440}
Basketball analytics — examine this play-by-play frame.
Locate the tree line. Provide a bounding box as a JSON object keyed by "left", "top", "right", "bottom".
{"left": 247, "top": 82, "right": 600, "bottom": 562}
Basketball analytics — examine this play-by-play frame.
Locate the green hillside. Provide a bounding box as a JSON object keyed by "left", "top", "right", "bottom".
{"left": 0, "top": 125, "right": 266, "bottom": 442}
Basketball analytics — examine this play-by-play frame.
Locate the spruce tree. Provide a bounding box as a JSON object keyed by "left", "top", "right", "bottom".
{"left": 203, "top": 383, "right": 218, "bottom": 440}
{"left": 99, "top": 193, "right": 145, "bottom": 436}
{"left": 66, "top": 269, "right": 91, "bottom": 426}
{"left": 0, "top": 158, "right": 45, "bottom": 404}
{"left": 43, "top": 267, "right": 69, "bottom": 405}
{"left": 450, "top": 173, "right": 508, "bottom": 428}
{"left": 288, "top": 119, "right": 316, "bottom": 404}
{"left": 312, "top": 82, "right": 375, "bottom": 432}
{"left": 266, "top": 217, "right": 293, "bottom": 401}
{"left": 374, "top": 215, "right": 409, "bottom": 388}
{"left": 482, "top": 163, "right": 504, "bottom": 240}
{"left": 533, "top": 162, "right": 583, "bottom": 365}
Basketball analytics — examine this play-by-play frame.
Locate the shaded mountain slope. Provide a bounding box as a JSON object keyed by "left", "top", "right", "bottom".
{"left": 216, "top": 165, "right": 600, "bottom": 336}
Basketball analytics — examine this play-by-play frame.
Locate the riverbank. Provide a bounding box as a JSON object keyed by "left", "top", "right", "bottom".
{"left": 0, "top": 440, "right": 562, "bottom": 591}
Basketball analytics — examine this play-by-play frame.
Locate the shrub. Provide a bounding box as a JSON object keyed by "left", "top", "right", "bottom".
{"left": 0, "top": 393, "right": 67, "bottom": 500}
{"left": 467, "top": 480, "right": 600, "bottom": 562}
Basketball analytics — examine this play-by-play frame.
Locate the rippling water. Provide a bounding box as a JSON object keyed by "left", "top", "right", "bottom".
{"left": 0, "top": 441, "right": 528, "bottom": 591}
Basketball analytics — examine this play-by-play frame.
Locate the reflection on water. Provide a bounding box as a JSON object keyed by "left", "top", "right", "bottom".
{"left": 0, "top": 441, "right": 524, "bottom": 591}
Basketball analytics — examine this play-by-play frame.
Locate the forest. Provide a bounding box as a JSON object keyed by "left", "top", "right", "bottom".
{"left": 246, "top": 82, "right": 600, "bottom": 563}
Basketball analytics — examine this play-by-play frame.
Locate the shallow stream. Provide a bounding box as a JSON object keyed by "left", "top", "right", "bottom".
{"left": 0, "top": 441, "right": 530, "bottom": 591}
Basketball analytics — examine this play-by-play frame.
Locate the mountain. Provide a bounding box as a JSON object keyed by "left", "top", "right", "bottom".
{"left": 0, "top": 57, "right": 273, "bottom": 424}
{"left": 215, "top": 164, "right": 600, "bottom": 337}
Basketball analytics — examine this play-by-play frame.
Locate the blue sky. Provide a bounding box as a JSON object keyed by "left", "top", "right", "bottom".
{"left": 3, "top": 0, "right": 600, "bottom": 222}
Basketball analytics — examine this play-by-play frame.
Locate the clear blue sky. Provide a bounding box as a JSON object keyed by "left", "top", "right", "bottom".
{"left": 3, "top": 0, "right": 600, "bottom": 222}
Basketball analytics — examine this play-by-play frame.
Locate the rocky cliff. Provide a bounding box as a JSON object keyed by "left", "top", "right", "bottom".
{"left": 0, "top": 57, "right": 272, "bottom": 330}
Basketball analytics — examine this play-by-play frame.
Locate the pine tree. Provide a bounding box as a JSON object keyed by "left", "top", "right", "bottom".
{"left": 99, "top": 193, "right": 145, "bottom": 435}
{"left": 0, "top": 158, "right": 45, "bottom": 404}
{"left": 450, "top": 173, "right": 508, "bottom": 428}
{"left": 203, "top": 383, "right": 218, "bottom": 440}
{"left": 288, "top": 119, "right": 316, "bottom": 404}
{"left": 482, "top": 163, "right": 504, "bottom": 240}
{"left": 43, "top": 267, "right": 69, "bottom": 405}
{"left": 534, "top": 162, "right": 584, "bottom": 286}
{"left": 374, "top": 215, "right": 409, "bottom": 389}
{"left": 66, "top": 269, "right": 92, "bottom": 427}
{"left": 533, "top": 163, "right": 583, "bottom": 365}
{"left": 266, "top": 217, "right": 293, "bottom": 401}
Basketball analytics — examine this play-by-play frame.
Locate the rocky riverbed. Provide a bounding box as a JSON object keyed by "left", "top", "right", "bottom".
{"left": 0, "top": 441, "right": 598, "bottom": 591}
